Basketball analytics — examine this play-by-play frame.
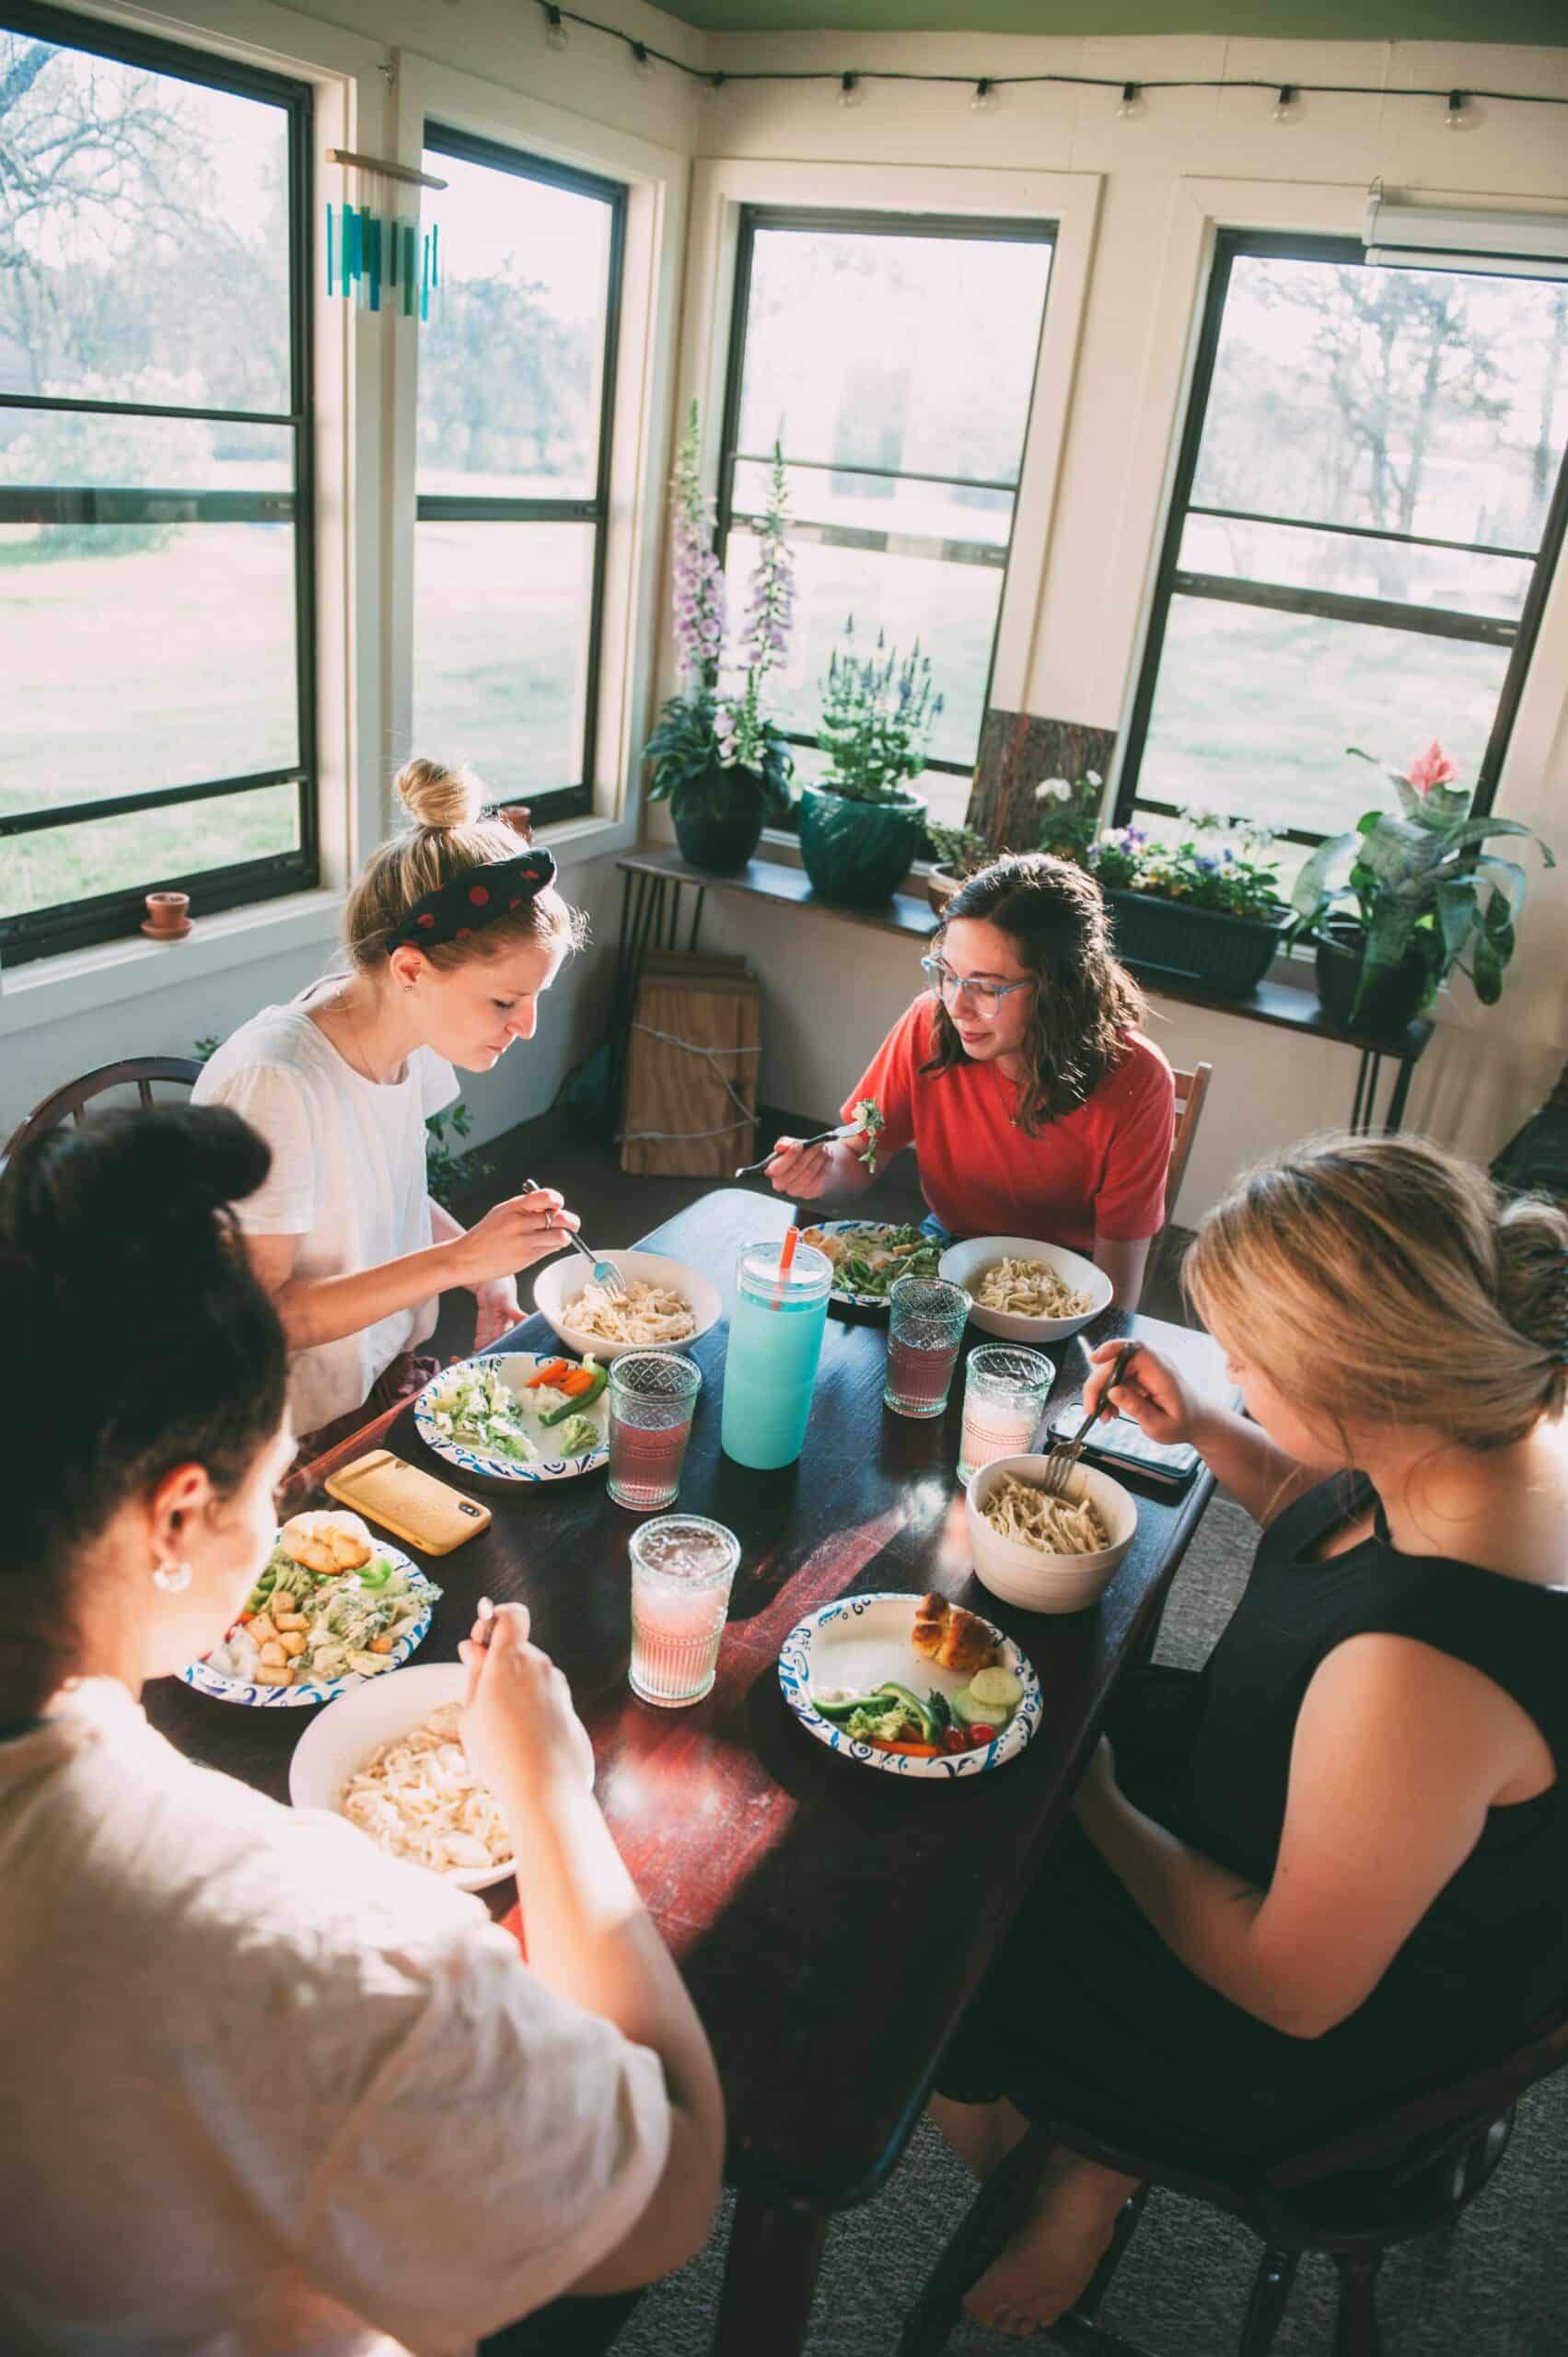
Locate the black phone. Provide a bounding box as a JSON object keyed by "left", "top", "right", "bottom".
{"left": 1044, "top": 1399, "right": 1202, "bottom": 1490}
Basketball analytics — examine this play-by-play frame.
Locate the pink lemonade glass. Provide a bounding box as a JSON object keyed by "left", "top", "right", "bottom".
{"left": 884, "top": 1274, "right": 970, "bottom": 1421}
{"left": 608, "top": 1352, "right": 703, "bottom": 1512}
{"left": 628, "top": 1515, "right": 741, "bottom": 1708}
{"left": 958, "top": 1344, "right": 1056, "bottom": 1485}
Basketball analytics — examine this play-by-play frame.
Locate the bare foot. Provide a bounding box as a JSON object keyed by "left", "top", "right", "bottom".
{"left": 929, "top": 2093, "right": 1031, "bottom": 2180}
{"left": 963, "top": 2147, "right": 1140, "bottom": 2337}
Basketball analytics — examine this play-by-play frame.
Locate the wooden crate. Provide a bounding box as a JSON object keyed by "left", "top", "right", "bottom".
{"left": 620, "top": 953, "right": 761, "bottom": 1178}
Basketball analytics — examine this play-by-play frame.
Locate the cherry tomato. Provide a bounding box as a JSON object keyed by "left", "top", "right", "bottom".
{"left": 941, "top": 1726, "right": 969, "bottom": 1754}
{"left": 968, "top": 1724, "right": 998, "bottom": 1747}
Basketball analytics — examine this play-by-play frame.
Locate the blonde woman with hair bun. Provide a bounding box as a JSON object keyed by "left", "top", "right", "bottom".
{"left": 195, "top": 759, "right": 590, "bottom": 1455}
{"left": 929, "top": 1134, "right": 1568, "bottom": 2337}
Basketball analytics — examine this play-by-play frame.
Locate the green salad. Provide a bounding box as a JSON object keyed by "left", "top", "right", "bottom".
{"left": 428, "top": 1362, "right": 537, "bottom": 1460}
{"left": 808, "top": 1222, "right": 941, "bottom": 1300}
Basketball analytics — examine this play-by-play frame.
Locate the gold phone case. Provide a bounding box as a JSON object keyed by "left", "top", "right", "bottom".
{"left": 323, "top": 1449, "right": 492, "bottom": 1554}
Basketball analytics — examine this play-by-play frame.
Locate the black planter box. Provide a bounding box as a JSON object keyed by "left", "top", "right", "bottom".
{"left": 1102, "top": 888, "right": 1294, "bottom": 997}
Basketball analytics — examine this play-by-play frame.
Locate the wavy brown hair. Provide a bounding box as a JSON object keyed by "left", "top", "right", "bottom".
{"left": 920, "top": 853, "right": 1145, "bottom": 1132}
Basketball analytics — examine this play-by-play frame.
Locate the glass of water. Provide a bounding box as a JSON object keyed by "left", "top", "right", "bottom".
{"left": 958, "top": 1344, "right": 1056, "bottom": 1484}
{"left": 629, "top": 1515, "right": 740, "bottom": 1708}
{"left": 608, "top": 1353, "right": 703, "bottom": 1512}
{"left": 884, "top": 1275, "right": 970, "bottom": 1420}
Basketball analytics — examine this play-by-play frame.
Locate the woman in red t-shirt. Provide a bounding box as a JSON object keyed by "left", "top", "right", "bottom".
{"left": 766, "top": 855, "right": 1175, "bottom": 1307}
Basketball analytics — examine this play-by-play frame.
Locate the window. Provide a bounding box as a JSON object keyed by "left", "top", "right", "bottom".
{"left": 716, "top": 208, "right": 1055, "bottom": 830}
{"left": 0, "top": 2, "right": 315, "bottom": 968}
{"left": 1118, "top": 232, "right": 1568, "bottom": 864}
{"left": 413, "top": 128, "right": 624, "bottom": 824}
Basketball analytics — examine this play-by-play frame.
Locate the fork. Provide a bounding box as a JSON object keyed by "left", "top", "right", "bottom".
{"left": 1035, "top": 1344, "right": 1134, "bottom": 1495}
{"left": 521, "top": 1176, "right": 627, "bottom": 1299}
{"left": 733, "top": 1121, "right": 860, "bottom": 1181}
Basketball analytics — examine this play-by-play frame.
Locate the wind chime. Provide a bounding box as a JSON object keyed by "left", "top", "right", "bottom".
{"left": 324, "top": 147, "right": 447, "bottom": 321}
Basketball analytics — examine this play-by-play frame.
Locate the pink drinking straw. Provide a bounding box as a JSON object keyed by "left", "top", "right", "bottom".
{"left": 772, "top": 1224, "right": 800, "bottom": 1310}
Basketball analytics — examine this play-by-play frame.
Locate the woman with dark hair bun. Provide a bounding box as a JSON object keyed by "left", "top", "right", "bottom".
{"left": 766, "top": 854, "right": 1175, "bottom": 1306}
{"left": 0, "top": 1109, "right": 722, "bottom": 2357}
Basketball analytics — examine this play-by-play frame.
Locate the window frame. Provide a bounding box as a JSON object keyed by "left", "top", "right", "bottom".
{"left": 415, "top": 122, "right": 627, "bottom": 830}
{"left": 713, "top": 203, "right": 1057, "bottom": 822}
{"left": 1114, "top": 226, "right": 1568, "bottom": 849}
{"left": 0, "top": 0, "right": 318, "bottom": 970}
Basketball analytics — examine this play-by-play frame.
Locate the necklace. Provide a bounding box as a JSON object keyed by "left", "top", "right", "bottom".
{"left": 328, "top": 980, "right": 380, "bottom": 1084}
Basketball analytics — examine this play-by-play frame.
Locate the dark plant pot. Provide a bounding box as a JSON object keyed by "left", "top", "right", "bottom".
{"left": 797, "top": 784, "right": 928, "bottom": 908}
{"left": 1101, "top": 888, "right": 1293, "bottom": 998}
{"left": 926, "top": 864, "right": 964, "bottom": 917}
{"left": 674, "top": 794, "right": 767, "bottom": 876}
{"left": 1314, "top": 919, "right": 1433, "bottom": 1035}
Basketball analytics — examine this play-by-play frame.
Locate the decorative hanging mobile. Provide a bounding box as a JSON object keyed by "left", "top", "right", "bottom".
{"left": 324, "top": 148, "right": 447, "bottom": 321}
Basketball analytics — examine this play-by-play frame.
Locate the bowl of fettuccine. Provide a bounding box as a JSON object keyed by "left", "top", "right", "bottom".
{"left": 964, "top": 1455, "right": 1137, "bottom": 1612}
{"left": 937, "top": 1235, "right": 1111, "bottom": 1344}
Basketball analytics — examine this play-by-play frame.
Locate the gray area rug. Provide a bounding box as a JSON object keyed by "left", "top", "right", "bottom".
{"left": 616, "top": 1495, "right": 1568, "bottom": 2356}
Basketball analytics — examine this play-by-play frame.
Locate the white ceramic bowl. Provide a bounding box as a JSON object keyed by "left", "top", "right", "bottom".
{"left": 938, "top": 1235, "right": 1112, "bottom": 1345}
{"left": 964, "top": 1455, "right": 1138, "bottom": 1614}
{"left": 532, "top": 1248, "right": 723, "bottom": 1364}
{"left": 289, "top": 1663, "right": 515, "bottom": 1891}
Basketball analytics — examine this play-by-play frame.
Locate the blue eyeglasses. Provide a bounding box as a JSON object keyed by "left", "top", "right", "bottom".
{"left": 919, "top": 957, "right": 1035, "bottom": 1022}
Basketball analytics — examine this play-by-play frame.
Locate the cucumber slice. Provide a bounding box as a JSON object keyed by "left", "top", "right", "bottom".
{"left": 969, "top": 1666, "right": 1024, "bottom": 1712}
{"left": 950, "top": 1687, "right": 993, "bottom": 1728}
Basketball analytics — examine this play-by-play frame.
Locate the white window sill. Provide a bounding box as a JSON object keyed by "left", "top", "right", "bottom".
{"left": 0, "top": 811, "right": 633, "bottom": 1040}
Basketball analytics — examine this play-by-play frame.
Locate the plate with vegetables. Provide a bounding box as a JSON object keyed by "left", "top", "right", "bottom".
{"left": 413, "top": 1352, "right": 610, "bottom": 1484}
{"left": 777, "top": 1590, "right": 1041, "bottom": 1780}
{"left": 799, "top": 1221, "right": 944, "bottom": 1310}
{"left": 183, "top": 1511, "right": 440, "bottom": 1708}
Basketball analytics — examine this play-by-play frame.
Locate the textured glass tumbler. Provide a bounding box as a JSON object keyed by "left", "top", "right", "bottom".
{"left": 958, "top": 1344, "right": 1056, "bottom": 1484}
{"left": 608, "top": 1352, "right": 702, "bottom": 1511}
{"left": 629, "top": 1514, "right": 740, "bottom": 1707}
{"left": 884, "top": 1274, "right": 970, "bottom": 1419}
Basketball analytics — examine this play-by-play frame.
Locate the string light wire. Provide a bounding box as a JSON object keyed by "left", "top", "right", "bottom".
{"left": 528, "top": 2, "right": 1568, "bottom": 113}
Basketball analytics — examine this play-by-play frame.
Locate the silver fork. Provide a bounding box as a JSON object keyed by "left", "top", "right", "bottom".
{"left": 521, "top": 1176, "right": 627, "bottom": 1299}
{"left": 1036, "top": 1344, "right": 1134, "bottom": 1495}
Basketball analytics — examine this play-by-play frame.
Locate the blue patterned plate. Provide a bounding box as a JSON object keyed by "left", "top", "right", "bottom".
{"left": 181, "top": 1540, "right": 436, "bottom": 1709}
{"left": 413, "top": 1352, "right": 610, "bottom": 1484}
{"left": 778, "top": 1592, "right": 1041, "bottom": 1780}
{"left": 800, "top": 1221, "right": 944, "bottom": 1312}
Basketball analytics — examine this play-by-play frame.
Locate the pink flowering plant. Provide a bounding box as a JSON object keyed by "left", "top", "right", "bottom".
{"left": 644, "top": 402, "right": 793, "bottom": 822}
{"left": 1288, "top": 741, "right": 1556, "bottom": 1016}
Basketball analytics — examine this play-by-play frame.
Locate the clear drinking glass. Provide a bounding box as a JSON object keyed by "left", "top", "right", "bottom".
{"left": 628, "top": 1515, "right": 741, "bottom": 1708}
{"left": 884, "top": 1274, "right": 970, "bottom": 1420}
{"left": 958, "top": 1344, "right": 1056, "bottom": 1484}
{"left": 607, "top": 1353, "right": 703, "bottom": 1512}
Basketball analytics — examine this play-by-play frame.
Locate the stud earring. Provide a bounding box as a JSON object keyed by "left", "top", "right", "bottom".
{"left": 152, "top": 1559, "right": 193, "bottom": 1595}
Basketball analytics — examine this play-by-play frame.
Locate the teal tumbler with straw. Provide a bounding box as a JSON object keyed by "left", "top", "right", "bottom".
{"left": 720, "top": 1234, "right": 832, "bottom": 1469}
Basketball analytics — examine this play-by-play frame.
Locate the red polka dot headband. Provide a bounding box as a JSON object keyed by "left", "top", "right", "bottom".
{"left": 388, "top": 848, "right": 558, "bottom": 951}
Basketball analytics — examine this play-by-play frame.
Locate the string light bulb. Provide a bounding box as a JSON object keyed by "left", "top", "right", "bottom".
{"left": 970, "top": 77, "right": 998, "bottom": 114}
{"left": 838, "top": 71, "right": 865, "bottom": 110}
{"left": 541, "top": 5, "right": 567, "bottom": 52}
{"left": 1116, "top": 81, "right": 1146, "bottom": 121}
{"left": 630, "top": 41, "right": 654, "bottom": 79}
{"left": 1271, "top": 85, "right": 1299, "bottom": 123}
{"left": 1445, "top": 88, "right": 1472, "bottom": 131}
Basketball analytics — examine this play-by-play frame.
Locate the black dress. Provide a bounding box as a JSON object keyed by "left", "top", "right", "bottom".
{"left": 935, "top": 1476, "right": 1568, "bottom": 2160}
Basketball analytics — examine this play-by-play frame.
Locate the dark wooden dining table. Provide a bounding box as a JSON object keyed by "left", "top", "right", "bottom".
{"left": 145, "top": 1186, "right": 1228, "bottom": 2357}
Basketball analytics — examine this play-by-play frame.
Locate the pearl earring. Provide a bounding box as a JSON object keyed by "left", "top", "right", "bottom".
{"left": 153, "top": 1559, "right": 192, "bottom": 1595}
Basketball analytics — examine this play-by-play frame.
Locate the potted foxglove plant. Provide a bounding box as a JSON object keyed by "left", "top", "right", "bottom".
{"left": 643, "top": 403, "right": 793, "bottom": 874}
{"left": 798, "top": 622, "right": 943, "bottom": 907}
{"left": 1290, "top": 741, "right": 1556, "bottom": 1030}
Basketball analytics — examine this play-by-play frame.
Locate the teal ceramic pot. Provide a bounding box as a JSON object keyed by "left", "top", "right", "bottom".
{"left": 797, "top": 784, "right": 928, "bottom": 908}
{"left": 674, "top": 793, "right": 767, "bottom": 875}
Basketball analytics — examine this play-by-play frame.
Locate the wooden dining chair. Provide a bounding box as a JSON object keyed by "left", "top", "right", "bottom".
{"left": 900, "top": 1994, "right": 1568, "bottom": 2357}
{"left": 0, "top": 1055, "right": 204, "bottom": 1177}
{"left": 1166, "top": 1061, "right": 1213, "bottom": 1216}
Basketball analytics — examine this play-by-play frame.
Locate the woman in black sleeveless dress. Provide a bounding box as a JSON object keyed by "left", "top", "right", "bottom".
{"left": 933, "top": 1134, "right": 1568, "bottom": 2337}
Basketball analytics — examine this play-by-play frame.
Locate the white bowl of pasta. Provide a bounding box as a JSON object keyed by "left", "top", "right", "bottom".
{"left": 964, "top": 1455, "right": 1137, "bottom": 1613}
{"left": 938, "top": 1236, "right": 1111, "bottom": 1345}
{"left": 533, "top": 1248, "right": 722, "bottom": 1363}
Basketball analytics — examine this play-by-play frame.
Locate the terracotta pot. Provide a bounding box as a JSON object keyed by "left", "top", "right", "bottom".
{"left": 142, "top": 891, "right": 192, "bottom": 941}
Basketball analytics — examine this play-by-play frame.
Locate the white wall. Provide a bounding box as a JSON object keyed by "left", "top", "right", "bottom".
{"left": 674, "top": 29, "right": 1568, "bottom": 1221}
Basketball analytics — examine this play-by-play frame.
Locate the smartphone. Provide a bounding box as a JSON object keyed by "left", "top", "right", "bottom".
{"left": 1044, "top": 1399, "right": 1202, "bottom": 1490}
{"left": 324, "top": 1449, "right": 493, "bottom": 1554}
